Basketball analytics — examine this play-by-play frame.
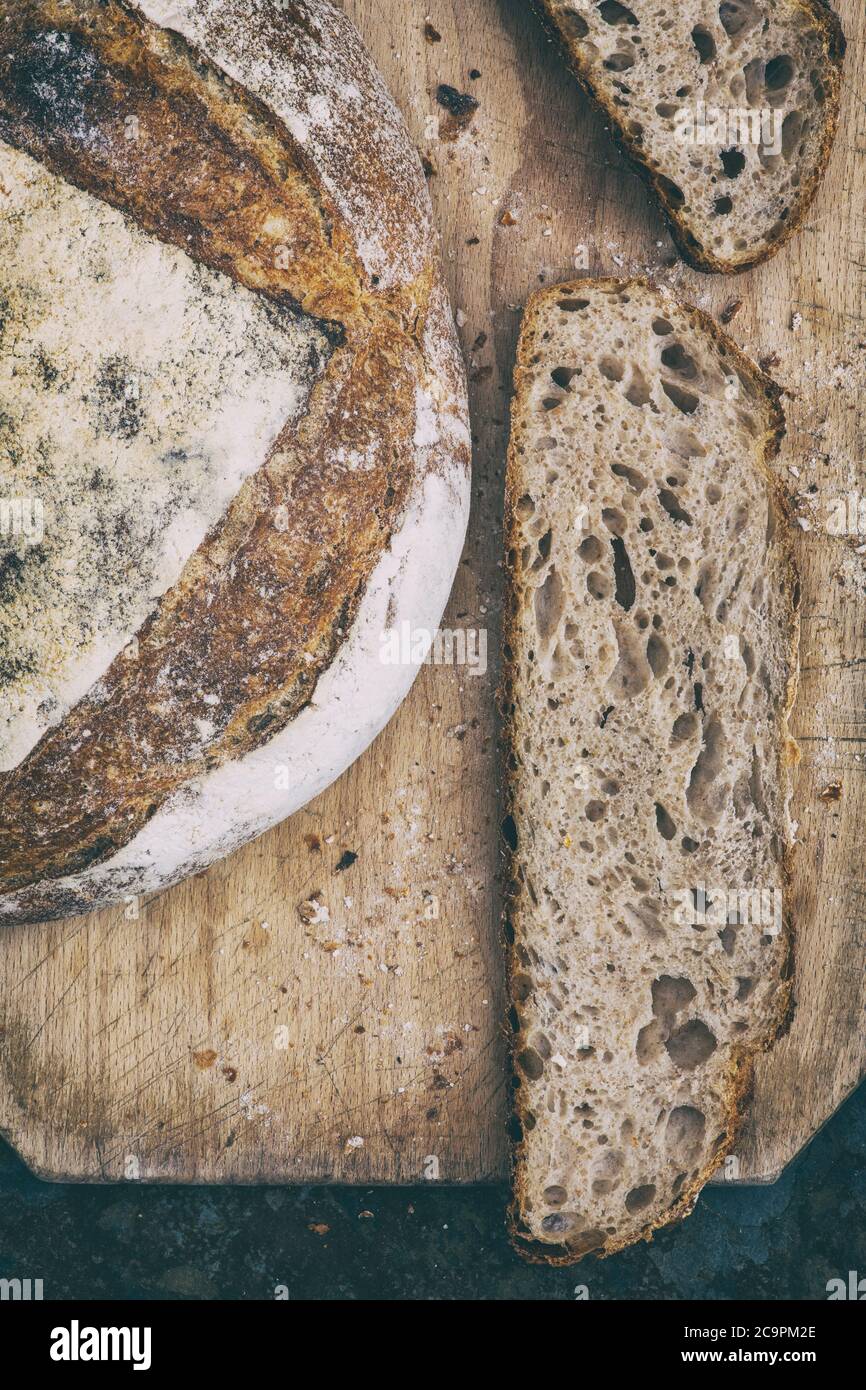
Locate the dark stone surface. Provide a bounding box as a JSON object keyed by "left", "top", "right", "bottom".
{"left": 1, "top": 1082, "right": 864, "bottom": 1300}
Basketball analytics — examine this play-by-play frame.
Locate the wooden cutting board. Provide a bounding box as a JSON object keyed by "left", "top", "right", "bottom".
{"left": 1, "top": 0, "right": 865, "bottom": 1186}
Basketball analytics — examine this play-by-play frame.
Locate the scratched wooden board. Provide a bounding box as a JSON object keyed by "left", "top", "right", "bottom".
{"left": 1, "top": 0, "right": 865, "bottom": 1185}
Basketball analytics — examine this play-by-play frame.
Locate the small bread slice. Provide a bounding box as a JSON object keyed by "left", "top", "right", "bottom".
{"left": 534, "top": 0, "right": 845, "bottom": 272}
{"left": 503, "top": 277, "right": 799, "bottom": 1263}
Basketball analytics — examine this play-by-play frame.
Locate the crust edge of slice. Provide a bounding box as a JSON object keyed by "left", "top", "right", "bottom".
{"left": 501, "top": 275, "right": 801, "bottom": 1265}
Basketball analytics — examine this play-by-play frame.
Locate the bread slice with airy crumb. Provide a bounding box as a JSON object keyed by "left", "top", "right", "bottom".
{"left": 534, "top": 0, "right": 844, "bottom": 273}
{"left": 503, "top": 277, "right": 799, "bottom": 1263}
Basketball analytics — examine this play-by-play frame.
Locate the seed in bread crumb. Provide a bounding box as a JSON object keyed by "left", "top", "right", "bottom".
{"left": 423, "top": 22, "right": 441, "bottom": 43}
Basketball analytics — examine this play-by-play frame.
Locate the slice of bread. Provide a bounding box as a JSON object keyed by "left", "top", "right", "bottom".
{"left": 503, "top": 277, "right": 799, "bottom": 1263}
{"left": 535, "top": 0, "right": 845, "bottom": 272}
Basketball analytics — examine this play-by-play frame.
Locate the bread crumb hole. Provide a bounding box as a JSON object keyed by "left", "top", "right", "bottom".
{"left": 765, "top": 54, "right": 794, "bottom": 90}
{"left": 782, "top": 110, "right": 804, "bottom": 159}
{"left": 658, "top": 488, "right": 693, "bottom": 526}
{"left": 540, "top": 1211, "right": 576, "bottom": 1234}
{"left": 719, "top": 0, "right": 758, "bottom": 38}
{"left": 598, "top": 0, "right": 639, "bottom": 23}
{"left": 515, "top": 494, "right": 535, "bottom": 519}
{"left": 672, "top": 712, "right": 698, "bottom": 740}
{"left": 578, "top": 534, "right": 604, "bottom": 562}
{"left": 665, "top": 1019, "right": 717, "bottom": 1070}
{"left": 720, "top": 147, "right": 746, "bottom": 178}
{"left": 604, "top": 50, "right": 636, "bottom": 72}
{"left": 667, "top": 1105, "right": 706, "bottom": 1155}
{"left": 655, "top": 802, "right": 677, "bottom": 839}
{"left": 611, "top": 462, "right": 648, "bottom": 491}
{"left": 625, "top": 364, "right": 653, "bottom": 407}
{"left": 660, "top": 342, "right": 698, "bottom": 379}
{"left": 543, "top": 1185, "right": 568, "bottom": 1206}
{"left": 656, "top": 175, "right": 685, "bottom": 208}
{"left": 559, "top": 11, "right": 589, "bottom": 38}
{"left": 625, "top": 1184, "right": 656, "bottom": 1213}
{"left": 517, "top": 1047, "right": 544, "bottom": 1080}
{"left": 587, "top": 570, "right": 612, "bottom": 600}
{"left": 602, "top": 506, "right": 627, "bottom": 535}
{"left": 599, "top": 354, "right": 625, "bottom": 382}
{"left": 647, "top": 632, "right": 670, "bottom": 677}
{"left": 691, "top": 24, "right": 716, "bottom": 62}
{"left": 661, "top": 380, "right": 699, "bottom": 414}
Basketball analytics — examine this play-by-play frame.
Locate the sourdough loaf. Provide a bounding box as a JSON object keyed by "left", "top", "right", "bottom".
{"left": 504, "top": 277, "right": 799, "bottom": 1261}
{"left": 534, "top": 0, "right": 845, "bottom": 272}
{"left": 0, "top": 0, "right": 470, "bottom": 924}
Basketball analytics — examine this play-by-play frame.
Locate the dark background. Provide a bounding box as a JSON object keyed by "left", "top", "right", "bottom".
{"left": 1, "top": 1081, "right": 864, "bottom": 1300}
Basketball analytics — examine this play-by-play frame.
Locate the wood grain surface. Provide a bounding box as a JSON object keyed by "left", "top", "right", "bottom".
{"left": 1, "top": 0, "right": 864, "bottom": 1185}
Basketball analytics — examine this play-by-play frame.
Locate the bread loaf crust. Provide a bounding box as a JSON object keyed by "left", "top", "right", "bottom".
{"left": 502, "top": 278, "right": 800, "bottom": 1262}
{"left": 0, "top": 0, "right": 470, "bottom": 922}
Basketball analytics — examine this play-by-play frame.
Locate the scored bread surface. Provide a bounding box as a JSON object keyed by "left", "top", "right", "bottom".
{"left": 0, "top": 0, "right": 470, "bottom": 924}
{"left": 535, "top": 0, "right": 845, "bottom": 272}
{"left": 504, "top": 277, "right": 799, "bottom": 1262}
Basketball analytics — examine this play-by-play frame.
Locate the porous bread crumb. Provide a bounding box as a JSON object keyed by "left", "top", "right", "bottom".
{"left": 538, "top": 0, "right": 844, "bottom": 272}
{"left": 505, "top": 277, "right": 798, "bottom": 1261}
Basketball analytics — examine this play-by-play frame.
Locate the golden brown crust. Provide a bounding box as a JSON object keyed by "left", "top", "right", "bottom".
{"left": 501, "top": 277, "right": 800, "bottom": 1264}
{"left": 532, "top": 0, "right": 846, "bottom": 275}
{"left": 0, "top": 0, "right": 464, "bottom": 896}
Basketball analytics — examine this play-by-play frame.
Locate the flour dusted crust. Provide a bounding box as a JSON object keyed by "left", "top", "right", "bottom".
{"left": 0, "top": 0, "right": 470, "bottom": 924}
{"left": 0, "top": 142, "right": 329, "bottom": 771}
{"left": 138, "top": 0, "right": 433, "bottom": 290}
